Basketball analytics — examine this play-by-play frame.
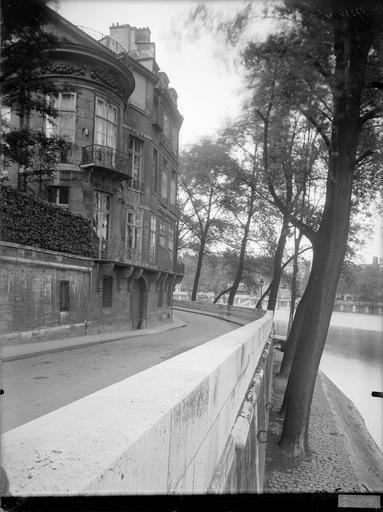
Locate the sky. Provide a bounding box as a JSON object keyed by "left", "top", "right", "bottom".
{"left": 53, "top": 0, "right": 248, "bottom": 148}
{"left": 53, "top": 0, "right": 382, "bottom": 262}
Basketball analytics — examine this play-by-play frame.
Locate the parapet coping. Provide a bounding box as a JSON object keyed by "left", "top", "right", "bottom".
{"left": 2, "top": 311, "right": 273, "bottom": 495}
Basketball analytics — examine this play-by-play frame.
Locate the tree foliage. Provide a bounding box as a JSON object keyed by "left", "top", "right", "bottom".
{"left": 178, "top": 138, "right": 239, "bottom": 300}
{"left": 1, "top": 0, "right": 72, "bottom": 180}
{"left": 183, "top": 0, "right": 383, "bottom": 458}
{"left": 1, "top": 0, "right": 57, "bottom": 120}
{"left": 217, "top": 121, "right": 278, "bottom": 305}
{"left": 0, "top": 185, "right": 97, "bottom": 257}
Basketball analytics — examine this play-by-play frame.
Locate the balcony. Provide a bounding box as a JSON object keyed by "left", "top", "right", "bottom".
{"left": 81, "top": 144, "right": 132, "bottom": 178}
{"left": 77, "top": 26, "right": 127, "bottom": 56}
{"left": 94, "top": 239, "right": 145, "bottom": 266}
{"left": 94, "top": 240, "right": 183, "bottom": 275}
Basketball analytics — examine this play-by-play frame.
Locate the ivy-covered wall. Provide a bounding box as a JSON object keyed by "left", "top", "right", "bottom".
{"left": 0, "top": 185, "right": 97, "bottom": 257}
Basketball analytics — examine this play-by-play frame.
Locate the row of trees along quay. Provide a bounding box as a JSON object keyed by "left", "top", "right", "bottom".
{"left": 177, "top": 0, "right": 383, "bottom": 457}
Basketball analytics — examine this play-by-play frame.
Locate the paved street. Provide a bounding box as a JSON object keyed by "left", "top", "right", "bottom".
{"left": 1, "top": 311, "right": 237, "bottom": 433}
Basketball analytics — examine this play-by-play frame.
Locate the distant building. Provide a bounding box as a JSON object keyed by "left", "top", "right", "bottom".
{"left": 0, "top": 9, "right": 184, "bottom": 342}
{"left": 334, "top": 257, "right": 383, "bottom": 314}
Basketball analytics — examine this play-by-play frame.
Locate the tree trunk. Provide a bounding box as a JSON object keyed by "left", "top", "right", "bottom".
{"left": 278, "top": 189, "right": 352, "bottom": 455}
{"left": 191, "top": 235, "right": 206, "bottom": 301}
{"left": 213, "top": 286, "right": 232, "bottom": 304}
{"left": 256, "top": 246, "right": 311, "bottom": 311}
{"left": 255, "top": 283, "right": 271, "bottom": 309}
{"left": 267, "top": 216, "right": 289, "bottom": 311}
{"left": 279, "top": 247, "right": 313, "bottom": 379}
{"left": 287, "top": 230, "right": 303, "bottom": 334}
{"left": 279, "top": 289, "right": 308, "bottom": 380}
{"left": 278, "top": 13, "right": 370, "bottom": 456}
{"left": 228, "top": 206, "right": 253, "bottom": 306}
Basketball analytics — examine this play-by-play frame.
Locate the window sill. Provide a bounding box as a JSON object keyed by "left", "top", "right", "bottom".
{"left": 50, "top": 203, "right": 69, "bottom": 208}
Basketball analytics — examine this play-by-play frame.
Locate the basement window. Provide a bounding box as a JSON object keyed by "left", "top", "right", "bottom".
{"left": 59, "top": 280, "right": 70, "bottom": 312}
{"left": 103, "top": 276, "right": 113, "bottom": 307}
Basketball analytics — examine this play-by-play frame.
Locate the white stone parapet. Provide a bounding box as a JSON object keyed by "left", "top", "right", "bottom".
{"left": 2, "top": 311, "right": 273, "bottom": 495}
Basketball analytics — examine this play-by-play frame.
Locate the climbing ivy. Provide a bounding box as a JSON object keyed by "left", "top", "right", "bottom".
{"left": 0, "top": 185, "right": 98, "bottom": 257}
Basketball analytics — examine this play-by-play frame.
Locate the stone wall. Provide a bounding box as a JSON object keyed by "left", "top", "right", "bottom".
{"left": 0, "top": 242, "right": 93, "bottom": 344}
{"left": 2, "top": 311, "right": 273, "bottom": 495}
{"left": 173, "top": 299, "right": 266, "bottom": 325}
{"left": 0, "top": 242, "right": 172, "bottom": 344}
{"left": 209, "top": 338, "right": 273, "bottom": 492}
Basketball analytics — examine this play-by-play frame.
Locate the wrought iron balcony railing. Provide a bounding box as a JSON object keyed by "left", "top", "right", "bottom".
{"left": 94, "top": 239, "right": 141, "bottom": 263}
{"left": 77, "top": 26, "right": 127, "bottom": 56}
{"left": 82, "top": 144, "right": 131, "bottom": 177}
{"left": 93, "top": 239, "right": 182, "bottom": 274}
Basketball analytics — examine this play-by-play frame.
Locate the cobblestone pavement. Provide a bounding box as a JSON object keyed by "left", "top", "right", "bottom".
{"left": 264, "top": 351, "right": 361, "bottom": 493}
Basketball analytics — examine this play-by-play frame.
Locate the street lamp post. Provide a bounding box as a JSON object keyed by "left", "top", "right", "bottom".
{"left": 259, "top": 278, "right": 264, "bottom": 309}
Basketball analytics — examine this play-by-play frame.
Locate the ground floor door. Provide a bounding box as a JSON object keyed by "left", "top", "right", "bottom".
{"left": 130, "top": 278, "right": 146, "bottom": 329}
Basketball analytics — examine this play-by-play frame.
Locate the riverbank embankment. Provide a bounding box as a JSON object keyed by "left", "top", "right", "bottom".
{"left": 264, "top": 350, "right": 383, "bottom": 493}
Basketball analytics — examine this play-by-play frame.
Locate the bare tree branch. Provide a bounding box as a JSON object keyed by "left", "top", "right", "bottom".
{"left": 300, "top": 110, "right": 331, "bottom": 149}
{"left": 359, "top": 107, "right": 383, "bottom": 126}
{"left": 355, "top": 149, "right": 374, "bottom": 167}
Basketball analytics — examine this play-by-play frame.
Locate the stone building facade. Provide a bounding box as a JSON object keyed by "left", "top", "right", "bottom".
{"left": 1, "top": 9, "right": 183, "bottom": 342}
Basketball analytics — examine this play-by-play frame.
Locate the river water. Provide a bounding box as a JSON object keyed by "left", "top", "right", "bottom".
{"left": 273, "top": 310, "right": 383, "bottom": 451}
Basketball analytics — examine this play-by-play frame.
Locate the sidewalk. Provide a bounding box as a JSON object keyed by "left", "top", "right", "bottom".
{"left": 1, "top": 316, "right": 187, "bottom": 362}
{"left": 264, "top": 350, "right": 383, "bottom": 493}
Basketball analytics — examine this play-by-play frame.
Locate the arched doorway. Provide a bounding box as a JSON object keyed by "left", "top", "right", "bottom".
{"left": 130, "top": 277, "right": 147, "bottom": 329}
